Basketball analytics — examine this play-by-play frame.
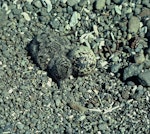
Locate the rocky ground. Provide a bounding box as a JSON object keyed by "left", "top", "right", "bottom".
{"left": 0, "top": 0, "right": 150, "bottom": 133}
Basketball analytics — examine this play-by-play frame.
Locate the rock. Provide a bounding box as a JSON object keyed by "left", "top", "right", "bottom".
{"left": 69, "top": 11, "right": 80, "bottom": 27}
{"left": 128, "top": 16, "right": 140, "bottom": 34}
{"left": 134, "top": 50, "right": 145, "bottom": 64}
{"left": 67, "top": 0, "right": 80, "bottom": 6}
{"left": 95, "top": 0, "right": 106, "bottom": 10}
{"left": 33, "top": 0, "right": 42, "bottom": 8}
{"left": 21, "top": 12, "right": 31, "bottom": 21}
{"left": 138, "top": 71, "right": 150, "bottom": 87}
{"left": 123, "top": 64, "right": 143, "bottom": 81}
{"left": 111, "top": 63, "right": 121, "bottom": 73}
{"left": 146, "top": 20, "right": 150, "bottom": 30}
{"left": 41, "top": 0, "right": 52, "bottom": 12}
{"left": 142, "top": 0, "right": 150, "bottom": 7}
{"left": 112, "top": 0, "right": 123, "bottom": 4}
{"left": 145, "top": 46, "right": 150, "bottom": 60}
{"left": 68, "top": 46, "right": 96, "bottom": 76}
{"left": 144, "top": 61, "right": 150, "bottom": 68}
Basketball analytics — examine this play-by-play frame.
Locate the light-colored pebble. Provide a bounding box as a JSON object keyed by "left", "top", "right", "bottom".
{"left": 21, "top": 12, "right": 31, "bottom": 21}
{"left": 69, "top": 11, "right": 80, "bottom": 27}
{"left": 95, "top": 0, "right": 106, "bottom": 10}
{"left": 128, "top": 16, "right": 140, "bottom": 33}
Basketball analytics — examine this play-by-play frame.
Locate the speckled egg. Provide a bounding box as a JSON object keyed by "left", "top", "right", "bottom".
{"left": 68, "top": 45, "right": 96, "bottom": 76}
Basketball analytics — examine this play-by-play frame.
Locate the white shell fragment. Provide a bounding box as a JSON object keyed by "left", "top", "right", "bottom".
{"left": 41, "top": 0, "right": 52, "bottom": 12}
{"left": 21, "top": 12, "right": 31, "bottom": 21}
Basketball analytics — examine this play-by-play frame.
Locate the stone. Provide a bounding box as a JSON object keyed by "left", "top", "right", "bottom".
{"left": 123, "top": 64, "right": 143, "bottom": 81}
{"left": 128, "top": 16, "right": 140, "bottom": 34}
{"left": 134, "top": 50, "right": 145, "bottom": 64}
{"left": 95, "top": 0, "right": 106, "bottom": 10}
{"left": 67, "top": 0, "right": 80, "bottom": 6}
{"left": 33, "top": 0, "right": 42, "bottom": 8}
{"left": 69, "top": 11, "right": 80, "bottom": 27}
{"left": 138, "top": 71, "right": 150, "bottom": 87}
{"left": 112, "top": 0, "right": 123, "bottom": 4}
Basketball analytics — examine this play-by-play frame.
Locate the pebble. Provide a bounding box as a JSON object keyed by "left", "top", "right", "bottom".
{"left": 111, "top": 63, "right": 121, "bottom": 73}
{"left": 115, "top": 5, "right": 122, "bottom": 15}
{"left": 41, "top": 0, "right": 52, "bottom": 12}
{"left": 134, "top": 50, "right": 145, "bottom": 64}
{"left": 33, "top": 0, "right": 42, "bottom": 8}
{"left": 128, "top": 16, "right": 140, "bottom": 34}
{"left": 123, "top": 64, "right": 143, "bottom": 81}
{"left": 144, "top": 61, "right": 150, "bottom": 69}
{"left": 142, "top": 0, "right": 150, "bottom": 7}
{"left": 69, "top": 11, "right": 80, "bottom": 27}
{"left": 68, "top": 45, "right": 96, "bottom": 76}
{"left": 21, "top": 12, "right": 31, "bottom": 21}
{"left": 17, "top": 122, "right": 24, "bottom": 130}
{"left": 138, "top": 70, "right": 150, "bottom": 87}
{"left": 61, "top": 0, "right": 67, "bottom": 3}
{"left": 67, "top": 0, "right": 80, "bottom": 6}
{"left": 112, "top": 0, "right": 123, "bottom": 4}
{"left": 146, "top": 20, "right": 150, "bottom": 30}
{"left": 145, "top": 47, "right": 150, "bottom": 60}
{"left": 95, "top": 0, "right": 106, "bottom": 10}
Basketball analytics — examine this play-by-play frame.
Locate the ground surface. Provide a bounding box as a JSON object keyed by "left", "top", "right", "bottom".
{"left": 0, "top": 0, "right": 150, "bottom": 133}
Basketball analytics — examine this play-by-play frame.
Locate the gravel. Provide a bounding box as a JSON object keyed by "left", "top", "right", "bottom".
{"left": 0, "top": 0, "right": 149, "bottom": 133}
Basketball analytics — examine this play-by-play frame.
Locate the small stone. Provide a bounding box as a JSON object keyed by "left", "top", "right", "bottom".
{"left": 114, "top": 5, "right": 122, "bottom": 15}
{"left": 21, "top": 12, "right": 31, "bottom": 21}
{"left": 142, "top": 0, "right": 150, "bottom": 7}
{"left": 41, "top": 0, "right": 52, "bottom": 12}
{"left": 68, "top": 101, "right": 88, "bottom": 112}
{"left": 128, "top": 16, "right": 140, "bottom": 34}
{"left": 60, "top": 0, "right": 67, "bottom": 3}
{"left": 112, "top": 0, "right": 123, "bottom": 4}
{"left": 134, "top": 50, "right": 145, "bottom": 64}
{"left": 123, "top": 64, "right": 143, "bottom": 81}
{"left": 33, "top": 0, "right": 42, "bottom": 8}
{"left": 146, "top": 20, "right": 150, "bottom": 30}
{"left": 111, "top": 63, "right": 121, "bottom": 73}
{"left": 26, "top": 0, "right": 33, "bottom": 4}
{"left": 69, "top": 11, "right": 80, "bottom": 27}
{"left": 145, "top": 46, "right": 150, "bottom": 60}
{"left": 138, "top": 71, "right": 150, "bottom": 87}
{"left": 95, "top": 0, "right": 106, "bottom": 10}
{"left": 17, "top": 122, "right": 24, "bottom": 130}
{"left": 121, "top": 90, "right": 130, "bottom": 100}
{"left": 67, "top": 0, "right": 80, "bottom": 6}
{"left": 68, "top": 45, "right": 96, "bottom": 76}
